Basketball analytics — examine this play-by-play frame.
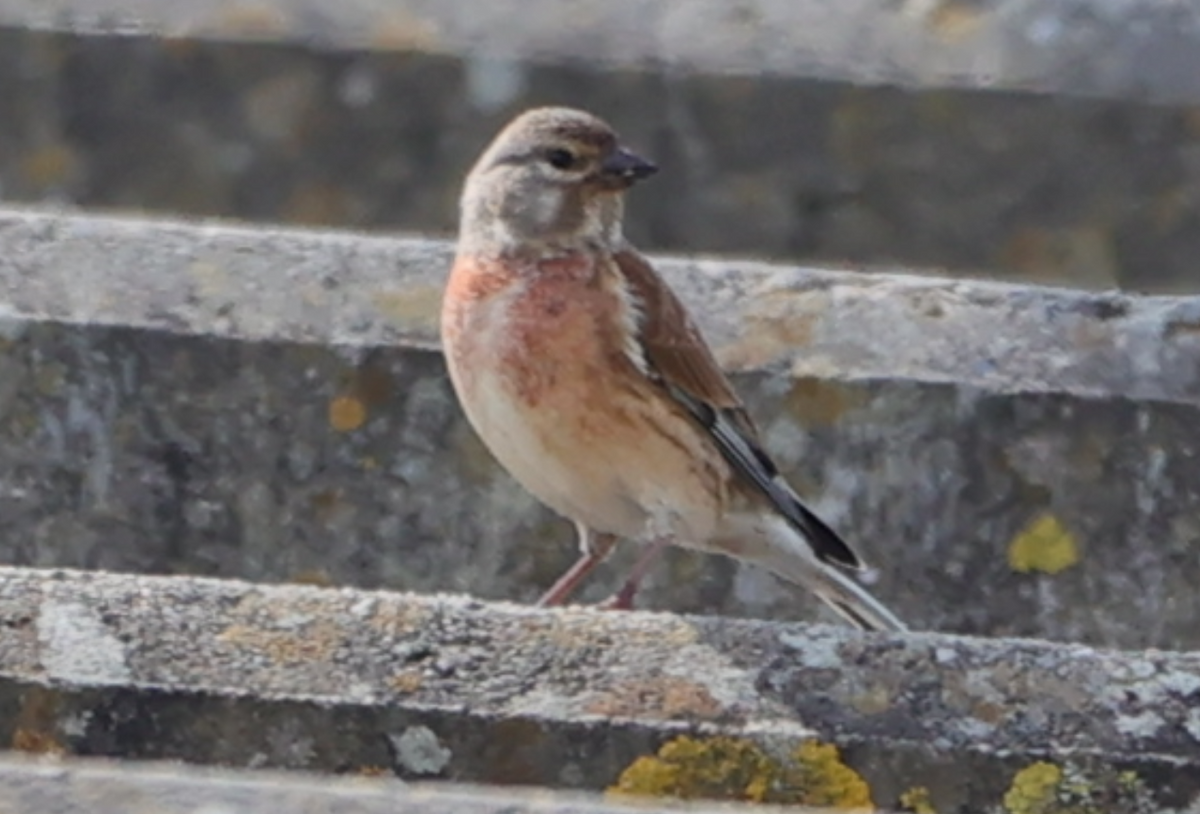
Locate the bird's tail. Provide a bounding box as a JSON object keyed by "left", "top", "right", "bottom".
{"left": 726, "top": 512, "right": 908, "bottom": 632}
{"left": 750, "top": 520, "right": 908, "bottom": 632}
{"left": 808, "top": 562, "right": 908, "bottom": 632}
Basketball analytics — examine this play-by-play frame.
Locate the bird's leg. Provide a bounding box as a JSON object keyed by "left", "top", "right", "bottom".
{"left": 598, "top": 536, "right": 672, "bottom": 611}
{"left": 536, "top": 526, "right": 618, "bottom": 607}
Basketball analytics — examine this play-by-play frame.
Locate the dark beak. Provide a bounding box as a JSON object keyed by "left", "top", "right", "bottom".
{"left": 600, "top": 146, "right": 658, "bottom": 183}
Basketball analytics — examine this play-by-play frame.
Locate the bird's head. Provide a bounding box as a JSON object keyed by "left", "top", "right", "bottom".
{"left": 459, "top": 107, "right": 657, "bottom": 254}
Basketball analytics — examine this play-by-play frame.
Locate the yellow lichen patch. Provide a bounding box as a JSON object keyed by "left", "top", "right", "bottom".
{"left": 1007, "top": 514, "right": 1079, "bottom": 575}
{"left": 1002, "top": 762, "right": 1155, "bottom": 814}
{"left": 610, "top": 736, "right": 873, "bottom": 809}
{"left": 610, "top": 736, "right": 780, "bottom": 803}
{"left": 1003, "top": 762, "right": 1063, "bottom": 814}
{"left": 899, "top": 785, "right": 937, "bottom": 813}
{"left": 328, "top": 395, "right": 368, "bottom": 432}
{"left": 780, "top": 741, "right": 873, "bottom": 810}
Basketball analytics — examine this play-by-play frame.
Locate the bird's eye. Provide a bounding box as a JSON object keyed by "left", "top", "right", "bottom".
{"left": 545, "top": 148, "right": 578, "bottom": 170}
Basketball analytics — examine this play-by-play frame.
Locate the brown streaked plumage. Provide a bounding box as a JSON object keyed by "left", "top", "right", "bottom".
{"left": 441, "top": 106, "right": 907, "bottom": 631}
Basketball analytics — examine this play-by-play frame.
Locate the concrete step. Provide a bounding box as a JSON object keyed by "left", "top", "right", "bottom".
{"left": 0, "top": 567, "right": 1196, "bottom": 811}
{"left": 0, "top": 207, "right": 1197, "bottom": 648}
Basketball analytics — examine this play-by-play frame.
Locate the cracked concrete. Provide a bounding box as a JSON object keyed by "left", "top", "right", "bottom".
{"left": 0, "top": 568, "right": 1197, "bottom": 811}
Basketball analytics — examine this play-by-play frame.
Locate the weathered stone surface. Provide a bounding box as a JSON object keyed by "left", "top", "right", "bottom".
{"left": 0, "top": 568, "right": 1197, "bottom": 811}
{"left": 0, "top": 755, "right": 823, "bottom": 814}
{"left": 2, "top": 2, "right": 1200, "bottom": 289}
{"left": 0, "top": 207, "right": 1198, "bottom": 649}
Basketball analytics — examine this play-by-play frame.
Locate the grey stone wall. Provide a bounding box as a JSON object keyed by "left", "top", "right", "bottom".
{"left": 2, "top": 1, "right": 1200, "bottom": 290}
{"left": 0, "top": 208, "right": 1198, "bottom": 650}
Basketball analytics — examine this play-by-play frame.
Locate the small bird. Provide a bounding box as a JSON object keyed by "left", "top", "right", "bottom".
{"left": 441, "top": 107, "right": 907, "bottom": 632}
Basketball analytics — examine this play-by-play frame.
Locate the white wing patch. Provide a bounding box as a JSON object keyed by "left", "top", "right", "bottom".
{"left": 611, "top": 265, "right": 650, "bottom": 376}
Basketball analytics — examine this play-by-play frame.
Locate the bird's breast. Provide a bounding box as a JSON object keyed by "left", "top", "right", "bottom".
{"left": 442, "top": 251, "right": 727, "bottom": 542}
{"left": 443, "top": 252, "right": 626, "bottom": 411}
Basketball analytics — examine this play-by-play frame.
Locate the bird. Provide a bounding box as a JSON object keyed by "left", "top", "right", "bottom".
{"left": 440, "top": 106, "right": 907, "bottom": 632}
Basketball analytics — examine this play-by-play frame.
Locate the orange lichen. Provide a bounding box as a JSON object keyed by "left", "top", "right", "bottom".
{"left": 328, "top": 395, "right": 368, "bottom": 431}
{"left": 390, "top": 670, "right": 424, "bottom": 694}
{"left": 585, "top": 678, "right": 723, "bottom": 721}
{"left": 12, "top": 687, "right": 67, "bottom": 756}
{"left": 12, "top": 728, "right": 66, "bottom": 756}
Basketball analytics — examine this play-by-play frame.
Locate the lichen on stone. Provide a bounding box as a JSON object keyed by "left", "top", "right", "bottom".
{"left": 1002, "top": 761, "right": 1158, "bottom": 814}
{"left": 1007, "top": 513, "right": 1079, "bottom": 574}
{"left": 899, "top": 785, "right": 937, "bottom": 813}
{"left": 1004, "top": 762, "right": 1064, "bottom": 814}
{"left": 609, "top": 735, "right": 872, "bottom": 809}
{"left": 781, "top": 741, "right": 874, "bottom": 809}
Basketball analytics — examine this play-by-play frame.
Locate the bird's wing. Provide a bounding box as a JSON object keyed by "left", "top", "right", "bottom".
{"left": 613, "top": 248, "right": 864, "bottom": 571}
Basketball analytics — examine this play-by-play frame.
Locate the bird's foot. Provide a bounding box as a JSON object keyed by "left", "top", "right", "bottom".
{"left": 595, "top": 584, "right": 638, "bottom": 611}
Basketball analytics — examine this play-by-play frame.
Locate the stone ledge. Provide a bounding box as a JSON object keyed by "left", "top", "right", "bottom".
{"left": 0, "top": 754, "right": 822, "bottom": 814}
{"left": 0, "top": 0, "right": 1199, "bottom": 105}
{"left": 0, "top": 206, "right": 1198, "bottom": 648}
{"left": 1, "top": 207, "right": 1196, "bottom": 404}
{"left": 0, "top": 567, "right": 1198, "bottom": 811}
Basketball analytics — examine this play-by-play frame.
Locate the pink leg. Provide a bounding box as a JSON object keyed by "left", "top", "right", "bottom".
{"left": 536, "top": 527, "right": 618, "bottom": 607}
{"left": 599, "top": 537, "right": 672, "bottom": 611}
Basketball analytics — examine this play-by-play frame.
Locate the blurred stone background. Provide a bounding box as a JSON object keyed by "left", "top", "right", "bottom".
{"left": 3, "top": 0, "right": 1200, "bottom": 291}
